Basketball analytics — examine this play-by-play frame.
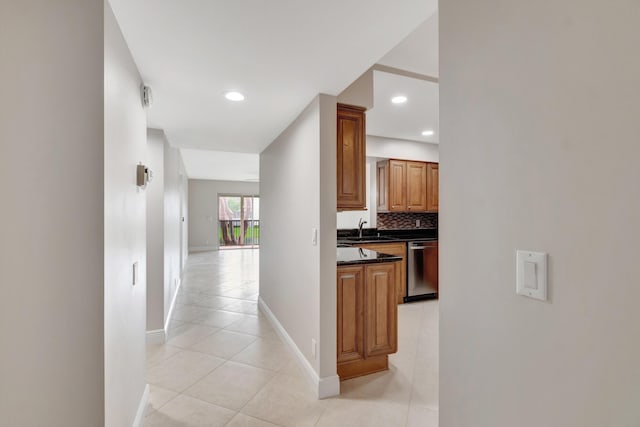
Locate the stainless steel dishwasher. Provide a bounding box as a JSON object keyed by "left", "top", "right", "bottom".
{"left": 405, "top": 240, "right": 439, "bottom": 302}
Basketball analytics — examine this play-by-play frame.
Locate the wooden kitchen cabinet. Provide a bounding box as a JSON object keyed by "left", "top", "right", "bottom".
{"left": 377, "top": 159, "right": 438, "bottom": 213}
{"left": 376, "top": 161, "right": 388, "bottom": 212}
{"left": 388, "top": 160, "right": 407, "bottom": 211}
{"left": 406, "top": 161, "right": 428, "bottom": 211}
{"left": 355, "top": 242, "right": 406, "bottom": 304}
{"left": 426, "top": 162, "right": 439, "bottom": 212}
{"left": 377, "top": 159, "right": 407, "bottom": 212}
{"left": 337, "top": 266, "right": 365, "bottom": 364}
{"left": 364, "top": 263, "right": 397, "bottom": 357}
{"left": 337, "top": 104, "right": 366, "bottom": 210}
{"left": 337, "top": 262, "right": 398, "bottom": 380}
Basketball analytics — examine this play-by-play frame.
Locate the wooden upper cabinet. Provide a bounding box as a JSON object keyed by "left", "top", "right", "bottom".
{"left": 376, "top": 159, "right": 438, "bottom": 213}
{"left": 426, "top": 162, "right": 439, "bottom": 212}
{"left": 364, "top": 263, "right": 397, "bottom": 357}
{"left": 406, "top": 161, "right": 427, "bottom": 211}
{"left": 337, "top": 104, "right": 366, "bottom": 210}
{"left": 376, "top": 161, "right": 388, "bottom": 212}
{"left": 337, "top": 266, "right": 365, "bottom": 364}
{"left": 388, "top": 160, "right": 407, "bottom": 211}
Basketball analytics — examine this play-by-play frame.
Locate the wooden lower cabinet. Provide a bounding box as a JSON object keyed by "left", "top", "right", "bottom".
{"left": 355, "top": 242, "right": 406, "bottom": 304}
{"left": 337, "top": 262, "right": 398, "bottom": 380}
{"left": 364, "top": 263, "right": 398, "bottom": 357}
{"left": 337, "top": 266, "right": 364, "bottom": 364}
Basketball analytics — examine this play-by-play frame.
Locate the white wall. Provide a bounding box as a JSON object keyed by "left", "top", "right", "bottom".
{"left": 317, "top": 95, "right": 338, "bottom": 385}
{"left": 188, "top": 179, "right": 260, "bottom": 252}
{"left": 337, "top": 68, "right": 374, "bottom": 110}
{"left": 164, "top": 141, "right": 187, "bottom": 321}
{"left": 146, "top": 129, "right": 187, "bottom": 335}
{"left": 180, "top": 169, "right": 189, "bottom": 269}
{"left": 440, "top": 2, "right": 640, "bottom": 426}
{"left": 104, "top": 3, "right": 147, "bottom": 426}
{"left": 367, "top": 135, "right": 439, "bottom": 162}
{"left": 260, "top": 94, "right": 338, "bottom": 396}
{"left": 147, "top": 129, "right": 165, "bottom": 332}
{"left": 0, "top": 2, "right": 105, "bottom": 425}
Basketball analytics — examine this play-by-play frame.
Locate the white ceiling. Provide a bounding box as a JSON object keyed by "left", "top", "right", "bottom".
{"left": 108, "top": 0, "right": 438, "bottom": 156}
{"left": 181, "top": 149, "right": 259, "bottom": 181}
{"left": 367, "top": 71, "right": 439, "bottom": 143}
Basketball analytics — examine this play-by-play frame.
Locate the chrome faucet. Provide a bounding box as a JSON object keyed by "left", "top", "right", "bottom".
{"left": 358, "top": 218, "right": 368, "bottom": 238}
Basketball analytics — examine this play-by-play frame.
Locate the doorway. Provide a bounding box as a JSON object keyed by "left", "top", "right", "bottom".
{"left": 218, "top": 195, "right": 260, "bottom": 249}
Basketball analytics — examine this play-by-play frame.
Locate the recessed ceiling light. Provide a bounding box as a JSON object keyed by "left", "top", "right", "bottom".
{"left": 225, "top": 91, "right": 245, "bottom": 101}
{"left": 391, "top": 95, "right": 407, "bottom": 104}
{"left": 422, "top": 130, "right": 435, "bottom": 136}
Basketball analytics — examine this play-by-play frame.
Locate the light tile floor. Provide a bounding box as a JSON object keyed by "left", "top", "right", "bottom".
{"left": 145, "top": 249, "right": 438, "bottom": 427}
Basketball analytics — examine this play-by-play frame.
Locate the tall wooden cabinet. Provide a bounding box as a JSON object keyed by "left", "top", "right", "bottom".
{"left": 377, "top": 159, "right": 438, "bottom": 213}
{"left": 337, "top": 262, "right": 398, "bottom": 380}
{"left": 337, "top": 104, "right": 366, "bottom": 210}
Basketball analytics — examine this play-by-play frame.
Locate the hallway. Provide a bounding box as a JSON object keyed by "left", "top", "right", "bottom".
{"left": 145, "top": 250, "right": 439, "bottom": 427}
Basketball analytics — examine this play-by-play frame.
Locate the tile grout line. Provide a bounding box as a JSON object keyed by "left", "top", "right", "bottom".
{"left": 147, "top": 251, "right": 299, "bottom": 426}
{"left": 232, "top": 372, "right": 283, "bottom": 426}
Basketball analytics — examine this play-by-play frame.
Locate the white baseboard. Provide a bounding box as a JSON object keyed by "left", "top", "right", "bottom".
{"left": 132, "top": 383, "right": 149, "bottom": 427}
{"left": 146, "top": 329, "right": 166, "bottom": 345}
{"left": 146, "top": 276, "right": 182, "bottom": 344}
{"left": 258, "top": 297, "right": 340, "bottom": 399}
{"left": 318, "top": 374, "right": 341, "bottom": 399}
{"left": 189, "top": 246, "right": 217, "bottom": 253}
{"left": 164, "top": 276, "right": 182, "bottom": 332}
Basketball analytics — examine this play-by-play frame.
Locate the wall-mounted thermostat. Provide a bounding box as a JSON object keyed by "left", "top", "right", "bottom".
{"left": 141, "top": 85, "right": 153, "bottom": 107}
{"left": 137, "top": 164, "right": 153, "bottom": 188}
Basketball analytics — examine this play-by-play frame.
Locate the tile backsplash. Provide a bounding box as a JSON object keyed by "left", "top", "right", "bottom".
{"left": 376, "top": 212, "right": 438, "bottom": 230}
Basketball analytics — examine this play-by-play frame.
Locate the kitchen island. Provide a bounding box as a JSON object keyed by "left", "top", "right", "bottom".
{"left": 336, "top": 247, "right": 401, "bottom": 380}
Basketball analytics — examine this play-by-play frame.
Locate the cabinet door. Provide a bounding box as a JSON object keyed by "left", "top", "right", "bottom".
{"left": 337, "top": 266, "right": 365, "bottom": 364}
{"left": 388, "top": 160, "right": 407, "bottom": 212}
{"left": 426, "top": 162, "right": 439, "bottom": 212}
{"left": 406, "top": 161, "right": 428, "bottom": 211}
{"left": 356, "top": 242, "right": 406, "bottom": 304}
{"left": 364, "top": 263, "right": 398, "bottom": 357}
{"left": 376, "top": 161, "right": 389, "bottom": 212}
{"left": 337, "top": 104, "right": 366, "bottom": 210}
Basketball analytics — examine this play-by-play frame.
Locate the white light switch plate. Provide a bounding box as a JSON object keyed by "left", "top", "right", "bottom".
{"left": 516, "top": 250, "right": 547, "bottom": 301}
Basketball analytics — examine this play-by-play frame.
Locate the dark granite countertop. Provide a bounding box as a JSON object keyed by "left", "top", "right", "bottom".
{"left": 337, "top": 228, "right": 438, "bottom": 245}
{"left": 337, "top": 247, "right": 402, "bottom": 266}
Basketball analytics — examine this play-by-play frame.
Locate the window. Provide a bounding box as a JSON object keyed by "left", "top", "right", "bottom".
{"left": 218, "top": 195, "right": 260, "bottom": 248}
